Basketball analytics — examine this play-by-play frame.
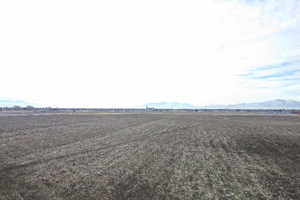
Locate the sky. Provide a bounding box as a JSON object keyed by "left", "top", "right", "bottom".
{"left": 0, "top": 0, "right": 300, "bottom": 108}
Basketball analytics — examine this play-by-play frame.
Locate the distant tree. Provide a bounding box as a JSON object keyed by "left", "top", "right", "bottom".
{"left": 25, "top": 105, "right": 35, "bottom": 110}
{"left": 13, "top": 105, "right": 21, "bottom": 110}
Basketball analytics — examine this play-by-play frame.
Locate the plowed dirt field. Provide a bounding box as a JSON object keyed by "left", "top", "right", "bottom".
{"left": 0, "top": 112, "right": 299, "bottom": 200}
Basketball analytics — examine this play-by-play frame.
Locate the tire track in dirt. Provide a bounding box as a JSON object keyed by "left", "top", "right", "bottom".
{"left": 0, "top": 118, "right": 162, "bottom": 172}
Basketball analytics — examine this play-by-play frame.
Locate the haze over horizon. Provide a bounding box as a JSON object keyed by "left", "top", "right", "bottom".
{"left": 1, "top": 0, "right": 300, "bottom": 108}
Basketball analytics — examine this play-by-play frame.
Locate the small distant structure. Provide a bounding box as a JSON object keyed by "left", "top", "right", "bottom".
{"left": 290, "top": 110, "right": 300, "bottom": 115}
{"left": 145, "top": 105, "right": 156, "bottom": 112}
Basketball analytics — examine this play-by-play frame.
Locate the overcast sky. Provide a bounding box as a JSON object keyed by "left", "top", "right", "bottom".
{"left": 1, "top": 0, "right": 300, "bottom": 108}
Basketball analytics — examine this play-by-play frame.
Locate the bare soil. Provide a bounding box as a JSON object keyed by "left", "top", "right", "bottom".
{"left": 0, "top": 112, "right": 299, "bottom": 200}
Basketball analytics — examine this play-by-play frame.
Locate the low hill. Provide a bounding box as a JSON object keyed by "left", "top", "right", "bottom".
{"left": 145, "top": 102, "right": 195, "bottom": 109}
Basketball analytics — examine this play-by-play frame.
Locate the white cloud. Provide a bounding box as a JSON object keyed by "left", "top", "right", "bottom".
{"left": 0, "top": 0, "right": 299, "bottom": 107}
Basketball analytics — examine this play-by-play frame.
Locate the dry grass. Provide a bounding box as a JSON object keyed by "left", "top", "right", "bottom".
{"left": 0, "top": 112, "right": 299, "bottom": 200}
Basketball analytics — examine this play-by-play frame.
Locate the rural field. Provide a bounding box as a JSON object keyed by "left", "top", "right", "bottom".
{"left": 0, "top": 112, "right": 299, "bottom": 200}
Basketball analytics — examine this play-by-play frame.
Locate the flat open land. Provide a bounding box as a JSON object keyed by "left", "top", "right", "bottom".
{"left": 0, "top": 112, "right": 299, "bottom": 200}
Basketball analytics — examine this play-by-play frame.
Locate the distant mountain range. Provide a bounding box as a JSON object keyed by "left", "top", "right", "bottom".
{"left": 1, "top": 98, "right": 300, "bottom": 109}
{"left": 146, "top": 99, "right": 300, "bottom": 110}
{"left": 0, "top": 98, "right": 33, "bottom": 107}
{"left": 204, "top": 99, "right": 300, "bottom": 109}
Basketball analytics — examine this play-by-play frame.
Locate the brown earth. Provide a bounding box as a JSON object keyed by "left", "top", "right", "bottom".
{"left": 0, "top": 112, "right": 299, "bottom": 200}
